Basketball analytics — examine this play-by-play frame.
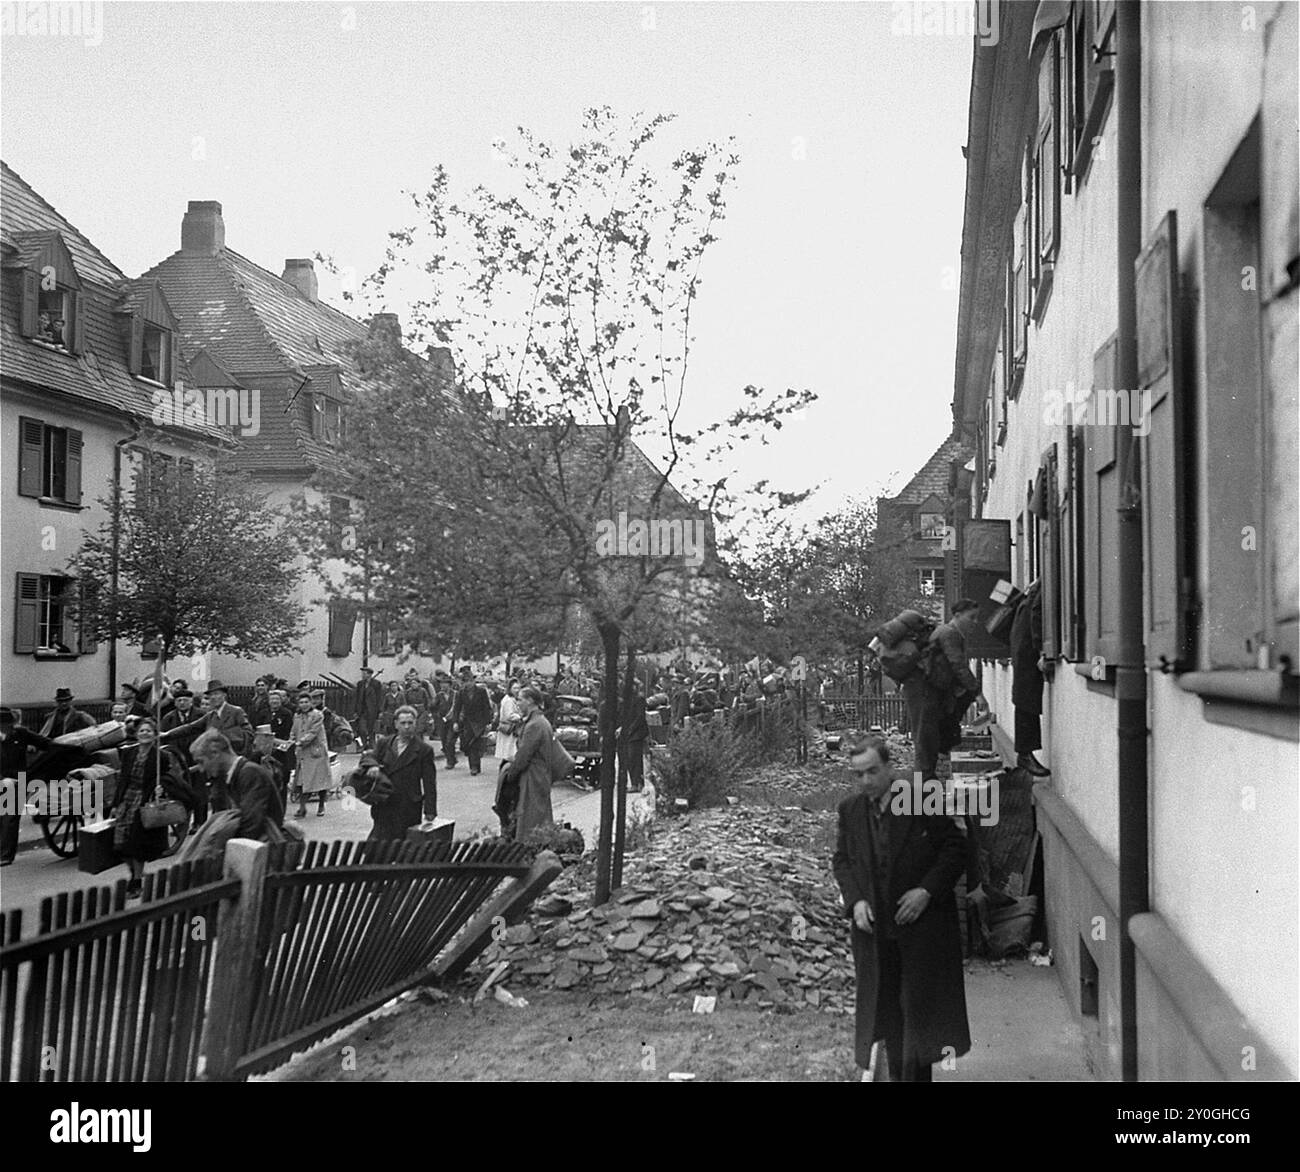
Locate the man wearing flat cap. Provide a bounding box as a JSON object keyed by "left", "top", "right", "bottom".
{"left": 160, "top": 679, "right": 252, "bottom": 755}
{"left": 833, "top": 733, "right": 970, "bottom": 1082}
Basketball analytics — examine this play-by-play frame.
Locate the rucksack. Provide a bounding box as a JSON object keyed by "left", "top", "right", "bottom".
{"left": 874, "top": 610, "right": 935, "bottom": 682}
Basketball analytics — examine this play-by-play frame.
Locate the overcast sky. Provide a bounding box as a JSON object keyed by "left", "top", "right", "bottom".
{"left": 2, "top": 0, "right": 973, "bottom": 518}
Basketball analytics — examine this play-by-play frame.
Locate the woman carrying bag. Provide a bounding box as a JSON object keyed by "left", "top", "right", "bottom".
{"left": 291, "top": 691, "right": 332, "bottom": 818}
{"left": 109, "top": 716, "right": 196, "bottom": 898}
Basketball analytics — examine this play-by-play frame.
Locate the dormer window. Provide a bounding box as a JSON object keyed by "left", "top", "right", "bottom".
{"left": 140, "top": 323, "right": 171, "bottom": 384}
{"left": 37, "top": 284, "right": 76, "bottom": 349}
{"left": 8, "top": 230, "right": 85, "bottom": 354}
{"left": 304, "top": 365, "right": 345, "bottom": 447}
{"left": 919, "top": 513, "right": 946, "bottom": 539}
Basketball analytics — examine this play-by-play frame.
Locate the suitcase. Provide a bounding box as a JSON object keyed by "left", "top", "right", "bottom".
{"left": 404, "top": 817, "right": 455, "bottom": 846}
{"left": 78, "top": 819, "right": 118, "bottom": 875}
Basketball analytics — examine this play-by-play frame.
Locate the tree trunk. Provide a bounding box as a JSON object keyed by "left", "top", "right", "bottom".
{"left": 612, "top": 642, "right": 635, "bottom": 890}
{"left": 593, "top": 619, "right": 621, "bottom": 905}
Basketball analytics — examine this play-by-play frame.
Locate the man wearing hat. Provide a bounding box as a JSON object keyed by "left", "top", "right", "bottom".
{"left": 450, "top": 669, "right": 494, "bottom": 776}
{"left": 118, "top": 682, "right": 150, "bottom": 719}
{"left": 1, "top": 709, "right": 56, "bottom": 865}
{"left": 352, "top": 666, "right": 384, "bottom": 751}
{"left": 39, "top": 688, "right": 96, "bottom": 739}
{"left": 247, "top": 677, "right": 274, "bottom": 731}
{"left": 832, "top": 733, "right": 970, "bottom": 1082}
{"left": 160, "top": 680, "right": 252, "bottom": 755}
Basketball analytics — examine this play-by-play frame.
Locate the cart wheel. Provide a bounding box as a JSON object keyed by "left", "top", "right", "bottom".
{"left": 43, "top": 812, "right": 83, "bottom": 858}
{"left": 161, "top": 813, "right": 192, "bottom": 858}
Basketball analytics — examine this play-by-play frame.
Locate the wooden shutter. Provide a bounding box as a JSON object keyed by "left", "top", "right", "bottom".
{"left": 170, "top": 329, "right": 182, "bottom": 387}
{"left": 128, "top": 313, "right": 143, "bottom": 374}
{"left": 1038, "top": 33, "right": 1060, "bottom": 265}
{"left": 1041, "top": 447, "right": 1061, "bottom": 659}
{"left": 1087, "top": 334, "right": 1121, "bottom": 665}
{"left": 77, "top": 578, "right": 99, "bottom": 654}
{"left": 327, "top": 600, "right": 357, "bottom": 657}
{"left": 19, "top": 269, "right": 39, "bottom": 336}
{"left": 14, "top": 573, "right": 40, "bottom": 653}
{"left": 1136, "top": 211, "right": 1189, "bottom": 671}
{"left": 70, "top": 293, "right": 86, "bottom": 355}
{"left": 1061, "top": 427, "right": 1081, "bottom": 660}
{"left": 18, "top": 417, "right": 44, "bottom": 497}
{"left": 64, "top": 429, "right": 83, "bottom": 505}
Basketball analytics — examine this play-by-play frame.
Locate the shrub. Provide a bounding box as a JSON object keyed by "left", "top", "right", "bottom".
{"left": 650, "top": 720, "right": 745, "bottom": 809}
{"left": 735, "top": 700, "right": 800, "bottom": 767}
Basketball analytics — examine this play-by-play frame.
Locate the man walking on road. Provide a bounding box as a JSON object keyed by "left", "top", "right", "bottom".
{"left": 451, "top": 669, "right": 493, "bottom": 776}
{"left": 833, "top": 733, "right": 970, "bottom": 1082}
{"left": 353, "top": 666, "right": 384, "bottom": 750}
{"left": 352, "top": 706, "right": 437, "bottom": 841}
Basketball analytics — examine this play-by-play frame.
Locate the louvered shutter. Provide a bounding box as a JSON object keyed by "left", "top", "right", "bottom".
{"left": 19, "top": 269, "right": 39, "bottom": 336}
{"left": 128, "top": 313, "right": 143, "bottom": 374}
{"left": 78, "top": 578, "right": 99, "bottom": 654}
{"left": 64, "top": 429, "right": 83, "bottom": 505}
{"left": 1088, "top": 334, "right": 1121, "bottom": 664}
{"left": 70, "top": 293, "right": 86, "bottom": 355}
{"left": 170, "top": 329, "right": 182, "bottom": 386}
{"left": 1135, "top": 211, "right": 1189, "bottom": 671}
{"left": 1041, "top": 446, "right": 1061, "bottom": 659}
{"left": 1060, "top": 428, "right": 1081, "bottom": 660}
{"left": 14, "top": 573, "right": 40, "bottom": 653}
{"left": 18, "top": 417, "right": 44, "bottom": 497}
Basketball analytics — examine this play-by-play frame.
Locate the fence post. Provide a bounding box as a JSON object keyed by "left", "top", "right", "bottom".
{"left": 202, "top": 838, "right": 270, "bottom": 1081}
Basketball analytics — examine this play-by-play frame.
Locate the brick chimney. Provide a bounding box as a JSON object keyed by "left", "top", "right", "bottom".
{"left": 368, "top": 312, "right": 401, "bottom": 347}
{"left": 181, "top": 200, "right": 225, "bottom": 255}
{"left": 282, "top": 258, "right": 318, "bottom": 303}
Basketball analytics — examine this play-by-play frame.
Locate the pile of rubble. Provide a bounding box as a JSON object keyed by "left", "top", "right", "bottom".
{"left": 470, "top": 803, "right": 859, "bottom": 1013}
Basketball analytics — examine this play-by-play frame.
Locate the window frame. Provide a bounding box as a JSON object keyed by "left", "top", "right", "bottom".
{"left": 17, "top": 416, "right": 83, "bottom": 508}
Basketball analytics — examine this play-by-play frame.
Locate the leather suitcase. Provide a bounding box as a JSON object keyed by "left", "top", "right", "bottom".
{"left": 404, "top": 816, "right": 455, "bottom": 846}
{"left": 78, "top": 818, "right": 118, "bottom": 875}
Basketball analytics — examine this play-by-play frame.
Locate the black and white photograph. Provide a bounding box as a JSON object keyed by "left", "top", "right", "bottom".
{"left": 0, "top": 0, "right": 1296, "bottom": 1127}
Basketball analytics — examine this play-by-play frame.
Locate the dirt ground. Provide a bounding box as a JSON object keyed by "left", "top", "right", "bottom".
{"left": 274, "top": 990, "right": 859, "bottom": 1082}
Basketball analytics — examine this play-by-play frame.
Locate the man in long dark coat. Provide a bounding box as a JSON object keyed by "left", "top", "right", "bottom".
{"left": 352, "top": 666, "right": 384, "bottom": 750}
{"left": 352, "top": 706, "right": 437, "bottom": 840}
{"left": 1010, "top": 580, "right": 1050, "bottom": 776}
{"left": 451, "top": 670, "right": 493, "bottom": 776}
{"left": 833, "top": 734, "right": 971, "bottom": 1081}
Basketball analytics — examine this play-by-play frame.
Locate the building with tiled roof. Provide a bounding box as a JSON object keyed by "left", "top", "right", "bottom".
{"left": 878, "top": 433, "right": 974, "bottom": 608}
{"left": 1, "top": 161, "right": 228, "bottom": 712}
{"left": 142, "top": 200, "right": 456, "bottom": 683}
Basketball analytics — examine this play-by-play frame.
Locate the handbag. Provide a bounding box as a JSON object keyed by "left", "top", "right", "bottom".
{"left": 140, "top": 791, "right": 188, "bottom": 829}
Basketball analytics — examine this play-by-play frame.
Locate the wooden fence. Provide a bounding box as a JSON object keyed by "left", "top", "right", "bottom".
{"left": 2, "top": 839, "right": 560, "bottom": 1082}
{"left": 0, "top": 859, "right": 236, "bottom": 1082}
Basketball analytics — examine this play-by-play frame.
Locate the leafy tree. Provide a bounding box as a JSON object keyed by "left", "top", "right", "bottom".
{"left": 310, "top": 108, "right": 813, "bottom": 903}
{"left": 70, "top": 453, "right": 307, "bottom": 678}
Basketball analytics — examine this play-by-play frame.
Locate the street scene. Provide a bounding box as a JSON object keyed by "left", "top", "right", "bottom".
{"left": 0, "top": 0, "right": 1297, "bottom": 1126}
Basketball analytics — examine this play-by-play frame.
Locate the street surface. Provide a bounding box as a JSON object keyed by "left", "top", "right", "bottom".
{"left": 0, "top": 748, "right": 607, "bottom": 919}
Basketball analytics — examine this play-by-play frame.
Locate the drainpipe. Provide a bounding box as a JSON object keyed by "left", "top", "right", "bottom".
{"left": 1114, "top": 0, "right": 1149, "bottom": 1085}
{"left": 109, "top": 421, "right": 143, "bottom": 700}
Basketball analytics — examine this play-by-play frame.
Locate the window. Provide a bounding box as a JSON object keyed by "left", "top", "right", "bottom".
{"left": 1007, "top": 205, "right": 1028, "bottom": 398}
{"left": 328, "top": 495, "right": 350, "bottom": 555}
{"left": 1031, "top": 30, "right": 1062, "bottom": 318}
{"left": 139, "top": 323, "right": 171, "bottom": 384}
{"left": 919, "top": 513, "right": 946, "bottom": 539}
{"left": 17, "top": 417, "right": 82, "bottom": 506}
{"left": 310, "top": 394, "right": 345, "bottom": 446}
{"left": 918, "top": 568, "right": 945, "bottom": 597}
{"left": 12, "top": 573, "right": 89, "bottom": 655}
{"left": 36, "top": 284, "right": 76, "bottom": 349}
{"left": 1064, "top": 0, "right": 1115, "bottom": 185}
{"left": 370, "top": 613, "right": 396, "bottom": 657}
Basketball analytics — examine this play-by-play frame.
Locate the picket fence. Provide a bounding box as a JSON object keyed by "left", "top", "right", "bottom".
{"left": 1, "top": 838, "right": 559, "bottom": 1082}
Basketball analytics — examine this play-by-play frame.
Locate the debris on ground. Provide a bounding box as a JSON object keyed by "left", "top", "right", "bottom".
{"left": 467, "top": 782, "right": 862, "bottom": 1016}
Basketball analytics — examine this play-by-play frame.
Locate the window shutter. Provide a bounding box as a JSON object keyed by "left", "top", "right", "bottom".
{"left": 128, "top": 313, "right": 143, "bottom": 374}
{"left": 133, "top": 448, "right": 151, "bottom": 505}
{"left": 70, "top": 293, "right": 86, "bottom": 355}
{"left": 77, "top": 578, "right": 99, "bottom": 654}
{"left": 1060, "top": 428, "right": 1081, "bottom": 660}
{"left": 1041, "top": 447, "right": 1061, "bottom": 659}
{"left": 1135, "top": 211, "right": 1189, "bottom": 671}
{"left": 64, "top": 429, "right": 83, "bottom": 505}
{"left": 18, "top": 417, "right": 44, "bottom": 497}
{"left": 19, "top": 269, "right": 39, "bottom": 336}
{"left": 14, "top": 573, "right": 40, "bottom": 653}
{"left": 327, "top": 600, "right": 357, "bottom": 657}
{"left": 170, "top": 329, "right": 182, "bottom": 386}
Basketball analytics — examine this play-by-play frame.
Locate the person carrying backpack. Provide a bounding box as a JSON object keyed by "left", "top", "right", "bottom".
{"left": 905, "top": 599, "right": 988, "bottom": 780}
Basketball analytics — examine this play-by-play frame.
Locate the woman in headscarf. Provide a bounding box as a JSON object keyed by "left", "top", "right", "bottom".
{"left": 291, "top": 691, "right": 332, "bottom": 818}
{"left": 109, "top": 716, "right": 195, "bottom": 898}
